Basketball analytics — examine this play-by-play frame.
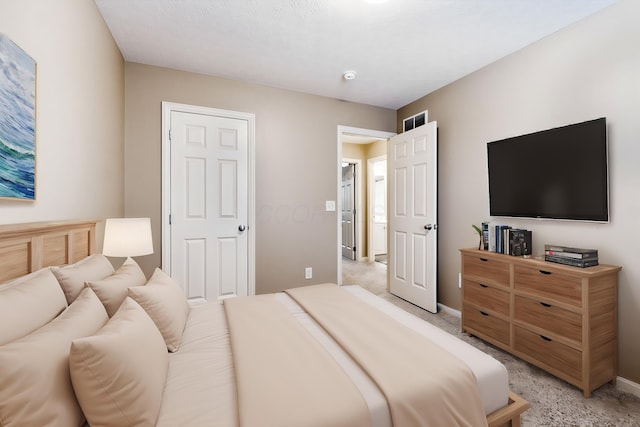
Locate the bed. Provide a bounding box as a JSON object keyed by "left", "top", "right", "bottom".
{"left": 0, "top": 219, "right": 529, "bottom": 426}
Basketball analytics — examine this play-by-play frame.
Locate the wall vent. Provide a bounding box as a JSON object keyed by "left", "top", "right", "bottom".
{"left": 403, "top": 110, "right": 428, "bottom": 133}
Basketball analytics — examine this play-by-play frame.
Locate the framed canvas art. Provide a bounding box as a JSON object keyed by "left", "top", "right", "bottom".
{"left": 0, "top": 33, "right": 36, "bottom": 201}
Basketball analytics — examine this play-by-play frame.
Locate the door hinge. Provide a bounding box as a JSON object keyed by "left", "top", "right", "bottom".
{"left": 169, "top": 214, "right": 172, "bottom": 225}
{"left": 169, "top": 129, "right": 172, "bottom": 141}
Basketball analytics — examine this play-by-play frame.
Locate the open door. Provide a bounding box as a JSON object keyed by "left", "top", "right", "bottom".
{"left": 388, "top": 121, "right": 438, "bottom": 313}
{"left": 341, "top": 163, "right": 356, "bottom": 260}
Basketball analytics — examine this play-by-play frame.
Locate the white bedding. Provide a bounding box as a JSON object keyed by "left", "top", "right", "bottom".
{"left": 342, "top": 285, "right": 509, "bottom": 415}
{"left": 167, "top": 285, "right": 508, "bottom": 427}
{"left": 277, "top": 286, "right": 508, "bottom": 427}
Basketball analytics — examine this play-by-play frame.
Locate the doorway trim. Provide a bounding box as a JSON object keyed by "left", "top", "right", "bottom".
{"left": 161, "top": 101, "right": 256, "bottom": 296}
{"left": 337, "top": 125, "right": 396, "bottom": 285}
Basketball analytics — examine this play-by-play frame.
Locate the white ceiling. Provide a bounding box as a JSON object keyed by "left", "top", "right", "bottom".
{"left": 95, "top": 0, "right": 616, "bottom": 110}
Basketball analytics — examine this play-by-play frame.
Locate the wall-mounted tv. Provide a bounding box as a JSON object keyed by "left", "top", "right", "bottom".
{"left": 487, "top": 117, "right": 608, "bottom": 222}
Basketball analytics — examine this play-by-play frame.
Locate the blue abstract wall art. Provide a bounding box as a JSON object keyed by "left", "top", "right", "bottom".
{"left": 0, "top": 33, "right": 36, "bottom": 201}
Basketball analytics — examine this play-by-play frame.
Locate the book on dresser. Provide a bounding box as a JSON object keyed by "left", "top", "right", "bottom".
{"left": 545, "top": 244, "right": 598, "bottom": 259}
{"left": 544, "top": 244, "right": 598, "bottom": 267}
{"left": 482, "top": 222, "right": 532, "bottom": 256}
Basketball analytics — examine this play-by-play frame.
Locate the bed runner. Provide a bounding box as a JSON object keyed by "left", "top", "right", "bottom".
{"left": 286, "top": 283, "right": 489, "bottom": 427}
{"left": 224, "top": 294, "right": 370, "bottom": 427}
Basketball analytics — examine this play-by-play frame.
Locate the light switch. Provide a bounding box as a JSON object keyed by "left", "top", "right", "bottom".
{"left": 325, "top": 200, "right": 336, "bottom": 211}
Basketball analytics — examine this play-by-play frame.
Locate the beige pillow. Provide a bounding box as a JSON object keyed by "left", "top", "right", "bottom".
{"left": 70, "top": 297, "right": 169, "bottom": 427}
{"left": 51, "top": 253, "right": 115, "bottom": 304}
{"left": 86, "top": 257, "right": 147, "bottom": 316}
{"left": 0, "top": 268, "right": 67, "bottom": 345}
{"left": 128, "top": 268, "right": 190, "bottom": 352}
{"left": 0, "top": 287, "right": 108, "bottom": 427}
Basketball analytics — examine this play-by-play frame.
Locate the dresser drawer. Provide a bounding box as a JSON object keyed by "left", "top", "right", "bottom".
{"left": 514, "top": 265, "right": 582, "bottom": 307}
{"left": 464, "top": 280, "right": 510, "bottom": 316}
{"left": 463, "top": 303, "right": 510, "bottom": 346}
{"left": 514, "top": 326, "right": 582, "bottom": 384}
{"left": 463, "top": 254, "right": 510, "bottom": 285}
{"left": 514, "top": 296, "right": 582, "bottom": 344}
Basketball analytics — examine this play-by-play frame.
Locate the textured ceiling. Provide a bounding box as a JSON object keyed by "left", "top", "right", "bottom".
{"left": 95, "top": 0, "right": 616, "bottom": 110}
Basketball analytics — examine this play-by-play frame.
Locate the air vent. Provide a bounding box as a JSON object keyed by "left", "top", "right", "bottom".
{"left": 403, "top": 110, "right": 428, "bottom": 133}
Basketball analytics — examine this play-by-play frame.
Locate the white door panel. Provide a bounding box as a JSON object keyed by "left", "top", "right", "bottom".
{"left": 389, "top": 121, "right": 437, "bottom": 313}
{"left": 170, "top": 111, "right": 248, "bottom": 300}
{"left": 341, "top": 163, "right": 356, "bottom": 260}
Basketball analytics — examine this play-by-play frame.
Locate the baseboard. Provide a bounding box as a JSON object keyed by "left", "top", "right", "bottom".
{"left": 617, "top": 376, "right": 640, "bottom": 398}
{"left": 437, "top": 303, "right": 461, "bottom": 318}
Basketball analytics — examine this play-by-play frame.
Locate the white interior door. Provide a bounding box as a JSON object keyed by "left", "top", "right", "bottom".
{"left": 341, "top": 163, "right": 356, "bottom": 260}
{"left": 388, "top": 121, "right": 438, "bottom": 313}
{"left": 167, "top": 107, "right": 251, "bottom": 300}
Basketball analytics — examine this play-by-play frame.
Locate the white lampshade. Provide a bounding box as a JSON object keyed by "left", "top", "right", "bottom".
{"left": 103, "top": 218, "right": 153, "bottom": 257}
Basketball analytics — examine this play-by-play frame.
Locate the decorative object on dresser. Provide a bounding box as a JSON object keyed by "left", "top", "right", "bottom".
{"left": 472, "top": 224, "right": 483, "bottom": 250}
{"left": 460, "top": 248, "right": 621, "bottom": 398}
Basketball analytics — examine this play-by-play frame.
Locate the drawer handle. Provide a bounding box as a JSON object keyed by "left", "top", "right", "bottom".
{"left": 480, "top": 258, "right": 489, "bottom": 262}
{"left": 539, "top": 270, "right": 552, "bottom": 275}
{"left": 539, "top": 302, "right": 552, "bottom": 308}
{"left": 479, "top": 311, "right": 489, "bottom": 316}
{"left": 479, "top": 284, "right": 489, "bottom": 288}
{"left": 540, "top": 335, "right": 552, "bottom": 342}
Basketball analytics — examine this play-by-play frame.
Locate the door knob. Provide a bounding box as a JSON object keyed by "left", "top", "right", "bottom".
{"left": 424, "top": 224, "right": 432, "bottom": 230}
{"left": 238, "top": 225, "right": 246, "bottom": 232}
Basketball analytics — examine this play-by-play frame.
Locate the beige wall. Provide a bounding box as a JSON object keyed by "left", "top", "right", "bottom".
{"left": 0, "top": 0, "right": 124, "bottom": 242}
{"left": 124, "top": 63, "right": 396, "bottom": 292}
{"left": 398, "top": 0, "right": 640, "bottom": 383}
{"left": 365, "top": 139, "right": 387, "bottom": 159}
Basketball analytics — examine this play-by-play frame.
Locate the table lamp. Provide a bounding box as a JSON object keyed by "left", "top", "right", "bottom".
{"left": 102, "top": 218, "right": 153, "bottom": 257}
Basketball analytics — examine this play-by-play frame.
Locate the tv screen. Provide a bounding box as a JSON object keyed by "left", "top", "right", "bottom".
{"left": 487, "top": 117, "right": 608, "bottom": 222}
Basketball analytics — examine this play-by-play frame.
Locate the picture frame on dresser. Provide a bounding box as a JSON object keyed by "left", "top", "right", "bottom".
{"left": 460, "top": 248, "right": 621, "bottom": 398}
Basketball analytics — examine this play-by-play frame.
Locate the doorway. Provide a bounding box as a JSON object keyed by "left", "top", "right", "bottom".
{"left": 368, "top": 155, "right": 387, "bottom": 265}
{"left": 337, "top": 126, "right": 395, "bottom": 292}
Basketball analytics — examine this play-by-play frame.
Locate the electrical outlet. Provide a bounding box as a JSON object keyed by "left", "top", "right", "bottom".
{"left": 305, "top": 267, "right": 313, "bottom": 279}
{"left": 458, "top": 273, "right": 462, "bottom": 289}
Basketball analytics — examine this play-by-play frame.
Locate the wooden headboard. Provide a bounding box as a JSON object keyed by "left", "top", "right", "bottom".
{"left": 0, "top": 220, "right": 98, "bottom": 283}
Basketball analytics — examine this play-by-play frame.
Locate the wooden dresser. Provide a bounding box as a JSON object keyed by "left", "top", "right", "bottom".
{"left": 460, "top": 248, "right": 621, "bottom": 397}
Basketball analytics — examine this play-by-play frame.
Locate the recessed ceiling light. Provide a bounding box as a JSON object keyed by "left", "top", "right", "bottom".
{"left": 363, "top": 0, "right": 389, "bottom": 4}
{"left": 343, "top": 70, "right": 357, "bottom": 80}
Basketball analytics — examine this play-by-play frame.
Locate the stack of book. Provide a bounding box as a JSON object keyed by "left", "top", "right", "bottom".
{"left": 544, "top": 245, "right": 599, "bottom": 268}
{"left": 481, "top": 222, "right": 532, "bottom": 256}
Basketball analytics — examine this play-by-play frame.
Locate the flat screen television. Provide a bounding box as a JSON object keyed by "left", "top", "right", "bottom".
{"left": 487, "top": 117, "right": 608, "bottom": 222}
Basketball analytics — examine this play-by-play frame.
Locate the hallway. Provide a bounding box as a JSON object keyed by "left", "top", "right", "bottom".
{"left": 341, "top": 258, "right": 387, "bottom": 295}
